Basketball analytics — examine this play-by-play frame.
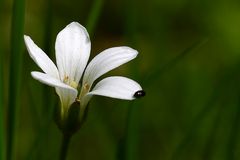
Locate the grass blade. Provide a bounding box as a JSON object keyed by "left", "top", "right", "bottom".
{"left": 225, "top": 84, "right": 240, "bottom": 160}
{"left": 121, "top": 0, "right": 141, "bottom": 159}
{"left": 143, "top": 38, "right": 208, "bottom": 87}
{"left": 7, "top": 0, "right": 25, "bottom": 159}
{"left": 0, "top": 46, "right": 4, "bottom": 160}
{"left": 42, "top": 0, "right": 54, "bottom": 115}
{"left": 0, "top": 72, "right": 3, "bottom": 158}
{"left": 0, "top": 3, "right": 4, "bottom": 159}
{"left": 124, "top": 102, "right": 140, "bottom": 160}
{"left": 201, "top": 103, "right": 223, "bottom": 160}
{"left": 170, "top": 63, "right": 240, "bottom": 160}
{"left": 86, "top": 0, "right": 104, "bottom": 36}
{"left": 38, "top": 0, "right": 55, "bottom": 158}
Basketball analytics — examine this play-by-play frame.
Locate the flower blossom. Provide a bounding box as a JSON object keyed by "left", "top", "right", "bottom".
{"left": 24, "top": 22, "right": 143, "bottom": 120}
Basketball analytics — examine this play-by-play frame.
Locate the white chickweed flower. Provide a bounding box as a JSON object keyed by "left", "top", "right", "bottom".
{"left": 24, "top": 22, "right": 144, "bottom": 121}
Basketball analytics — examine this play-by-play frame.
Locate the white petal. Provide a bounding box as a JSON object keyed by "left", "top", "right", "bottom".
{"left": 83, "top": 47, "right": 138, "bottom": 87}
{"left": 55, "top": 88, "right": 77, "bottom": 111}
{"left": 31, "top": 71, "right": 78, "bottom": 108}
{"left": 24, "top": 35, "right": 59, "bottom": 78}
{"left": 86, "top": 76, "right": 142, "bottom": 101}
{"left": 55, "top": 22, "right": 91, "bottom": 84}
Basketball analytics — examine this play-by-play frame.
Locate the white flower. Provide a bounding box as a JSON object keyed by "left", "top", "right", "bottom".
{"left": 24, "top": 22, "right": 143, "bottom": 119}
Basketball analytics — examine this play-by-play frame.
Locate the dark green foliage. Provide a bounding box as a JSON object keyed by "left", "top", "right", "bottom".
{"left": 1, "top": 0, "right": 240, "bottom": 160}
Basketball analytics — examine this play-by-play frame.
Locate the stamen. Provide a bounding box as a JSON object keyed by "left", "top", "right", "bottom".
{"left": 79, "top": 83, "right": 90, "bottom": 100}
{"left": 84, "top": 83, "right": 90, "bottom": 90}
{"left": 63, "top": 76, "right": 69, "bottom": 83}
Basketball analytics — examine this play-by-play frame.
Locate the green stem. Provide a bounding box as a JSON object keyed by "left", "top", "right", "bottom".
{"left": 59, "top": 133, "right": 72, "bottom": 160}
{"left": 7, "top": 0, "right": 25, "bottom": 159}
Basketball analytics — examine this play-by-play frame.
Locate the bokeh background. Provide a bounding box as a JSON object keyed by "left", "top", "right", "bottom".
{"left": 1, "top": 0, "right": 240, "bottom": 159}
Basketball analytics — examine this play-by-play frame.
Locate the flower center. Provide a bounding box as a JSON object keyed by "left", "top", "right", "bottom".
{"left": 63, "top": 75, "right": 78, "bottom": 88}
{"left": 70, "top": 81, "right": 78, "bottom": 88}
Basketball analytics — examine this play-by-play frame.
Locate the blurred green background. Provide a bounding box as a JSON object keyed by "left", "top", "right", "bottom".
{"left": 1, "top": 0, "right": 240, "bottom": 159}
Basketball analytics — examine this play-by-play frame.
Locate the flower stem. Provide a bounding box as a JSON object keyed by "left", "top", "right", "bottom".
{"left": 59, "top": 133, "right": 72, "bottom": 160}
